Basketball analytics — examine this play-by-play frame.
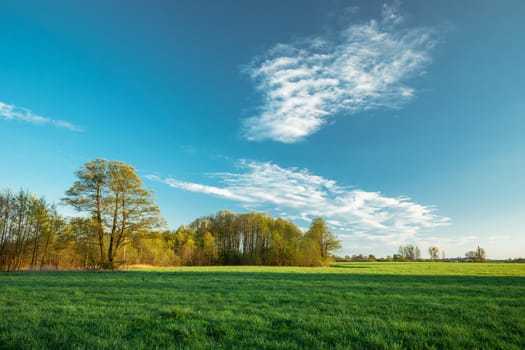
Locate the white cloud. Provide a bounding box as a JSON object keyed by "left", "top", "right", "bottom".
{"left": 242, "top": 2, "right": 436, "bottom": 143}
{"left": 148, "top": 160, "right": 449, "bottom": 242}
{"left": 0, "top": 101, "right": 83, "bottom": 132}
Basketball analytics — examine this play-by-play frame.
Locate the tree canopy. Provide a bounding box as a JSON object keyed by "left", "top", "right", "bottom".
{"left": 63, "top": 159, "right": 164, "bottom": 269}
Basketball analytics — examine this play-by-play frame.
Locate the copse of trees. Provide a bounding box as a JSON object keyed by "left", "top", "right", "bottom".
{"left": 465, "top": 246, "right": 486, "bottom": 262}
{"left": 181, "top": 211, "right": 303, "bottom": 266}
{"left": 171, "top": 212, "right": 341, "bottom": 267}
{"left": 394, "top": 245, "right": 488, "bottom": 262}
{"left": 0, "top": 189, "right": 69, "bottom": 271}
{"left": 396, "top": 244, "right": 447, "bottom": 262}
{"left": 397, "top": 244, "right": 422, "bottom": 261}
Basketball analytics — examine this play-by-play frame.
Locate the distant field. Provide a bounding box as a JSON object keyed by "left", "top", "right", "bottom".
{"left": 1, "top": 263, "right": 524, "bottom": 349}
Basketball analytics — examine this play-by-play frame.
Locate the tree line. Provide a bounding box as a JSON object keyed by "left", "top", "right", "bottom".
{"left": 0, "top": 190, "right": 68, "bottom": 271}
{"left": 0, "top": 159, "right": 341, "bottom": 271}
{"left": 173, "top": 212, "right": 340, "bottom": 266}
{"left": 394, "top": 244, "right": 486, "bottom": 262}
{"left": 0, "top": 158, "right": 492, "bottom": 270}
{"left": 339, "top": 244, "right": 487, "bottom": 262}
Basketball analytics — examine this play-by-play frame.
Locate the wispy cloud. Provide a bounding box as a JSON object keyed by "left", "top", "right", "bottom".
{"left": 242, "top": 2, "right": 436, "bottom": 143}
{"left": 147, "top": 160, "right": 449, "bottom": 242}
{"left": 145, "top": 175, "right": 252, "bottom": 202}
{"left": 0, "top": 101, "right": 83, "bottom": 132}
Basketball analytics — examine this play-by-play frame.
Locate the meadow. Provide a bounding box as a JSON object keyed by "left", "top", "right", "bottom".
{"left": 0, "top": 263, "right": 524, "bottom": 349}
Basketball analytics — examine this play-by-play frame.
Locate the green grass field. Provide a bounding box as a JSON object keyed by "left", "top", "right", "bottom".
{"left": 1, "top": 263, "right": 524, "bottom": 349}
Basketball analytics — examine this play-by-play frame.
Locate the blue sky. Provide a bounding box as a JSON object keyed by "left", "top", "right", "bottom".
{"left": 1, "top": 0, "right": 524, "bottom": 259}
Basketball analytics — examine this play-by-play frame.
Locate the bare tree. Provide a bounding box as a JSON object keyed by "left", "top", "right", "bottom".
{"left": 465, "top": 246, "right": 486, "bottom": 262}
{"left": 428, "top": 246, "right": 439, "bottom": 261}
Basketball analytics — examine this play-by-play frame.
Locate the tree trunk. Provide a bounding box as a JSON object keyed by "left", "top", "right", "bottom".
{"left": 40, "top": 230, "right": 51, "bottom": 270}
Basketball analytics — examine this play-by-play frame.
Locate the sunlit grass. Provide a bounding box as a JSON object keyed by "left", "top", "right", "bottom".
{"left": 133, "top": 262, "right": 525, "bottom": 276}
{"left": 1, "top": 263, "right": 524, "bottom": 349}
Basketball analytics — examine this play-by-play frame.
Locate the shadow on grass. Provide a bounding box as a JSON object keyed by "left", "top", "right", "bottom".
{"left": 1, "top": 270, "right": 523, "bottom": 298}
{"left": 330, "top": 264, "right": 372, "bottom": 269}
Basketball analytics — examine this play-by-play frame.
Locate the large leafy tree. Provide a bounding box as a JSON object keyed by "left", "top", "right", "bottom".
{"left": 302, "top": 217, "right": 341, "bottom": 266}
{"left": 63, "top": 159, "right": 164, "bottom": 269}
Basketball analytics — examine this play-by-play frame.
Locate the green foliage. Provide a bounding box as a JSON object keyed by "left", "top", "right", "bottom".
{"left": 63, "top": 159, "right": 164, "bottom": 269}
{"left": 0, "top": 189, "right": 66, "bottom": 271}
{"left": 182, "top": 211, "right": 302, "bottom": 266}
{"left": 393, "top": 254, "right": 405, "bottom": 262}
{"left": 0, "top": 263, "right": 523, "bottom": 349}
{"left": 1, "top": 186, "right": 341, "bottom": 269}
{"left": 171, "top": 213, "right": 341, "bottom": 267}
{"left": 300, "top": 217, "right": 342, "bottom": 266}
{"left": 126, "top": 231, "right": 180, "bottom": 266}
